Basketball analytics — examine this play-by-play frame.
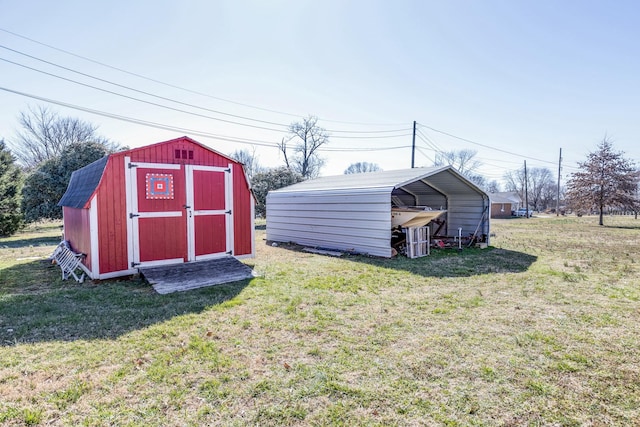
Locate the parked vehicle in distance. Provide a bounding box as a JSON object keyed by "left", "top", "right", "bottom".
{"left": 514, "top": 208, "right": 532, "bottom": 217}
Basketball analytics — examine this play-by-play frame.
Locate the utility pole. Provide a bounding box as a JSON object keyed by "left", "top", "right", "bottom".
{"left": 556, "top": 148, "right": 562, "bottom": 216}
{"left": 411, "top": 120, "right": 416, "bottom": 168}
{"left": 524, "top": 160, "right": 529, "bottom": 218}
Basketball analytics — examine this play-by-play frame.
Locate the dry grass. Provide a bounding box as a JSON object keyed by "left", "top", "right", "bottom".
{"left": 1, "top": 215, "right": 639, "bottom": 426}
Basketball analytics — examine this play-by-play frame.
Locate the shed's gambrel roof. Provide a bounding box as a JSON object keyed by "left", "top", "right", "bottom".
{"left": 58, "top": 156, "right": 108, "bottom": 208}
{"left": 58, "top": 136, "right": 254, "bottom": 210}
{"left": 271, "top": 166, "right": 487, "bottom": 196}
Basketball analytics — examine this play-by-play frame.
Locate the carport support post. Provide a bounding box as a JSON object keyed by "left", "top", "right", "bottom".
{"left": 411, "top": 120, "right": 416, "bottom": 168}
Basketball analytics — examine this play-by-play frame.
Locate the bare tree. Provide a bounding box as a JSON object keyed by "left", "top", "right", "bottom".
{"left": 434, "top": 149, "right": 481, "bottom": 176}
{"left": 9, "top": 106, "right": 119, "bottom": 169}
{"left": 279, "top": 115, "right": 329, "bottom": 179}
{"left": 433, "top": 148, "right": 488, "bottom": 188}
{"left": 230, "top": 147, "right": 263, "bottom": 179}
{"left": 503, "top": 169, "right": 525, "bottom": 195}
{"left": 485, "top": 180, "right": 501, "bottom": 193}
{"left": 344, "top": 162, "right": 381, "bottom": 174}
{"left": 504, "top": 166, "right": 556, "bottom": 211}
{"left": 528, "top": 167, "right": 555, "bottom": 210}
{"left": 566, "top": 138, "right": 639, "bottom": 225}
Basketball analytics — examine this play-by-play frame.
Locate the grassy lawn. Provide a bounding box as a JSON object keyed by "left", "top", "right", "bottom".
{"left": 1, "top": 216, "right": 639, "bottom": 426}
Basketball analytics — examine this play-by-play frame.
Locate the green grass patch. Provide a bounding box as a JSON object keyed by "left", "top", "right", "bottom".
{"left": 1, "top": 216, "right": 640, "bottom": 425}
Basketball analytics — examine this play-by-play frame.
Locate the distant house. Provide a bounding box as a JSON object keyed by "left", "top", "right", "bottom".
{"left": 490, "top": 192, "right": 522, "bottom": 218}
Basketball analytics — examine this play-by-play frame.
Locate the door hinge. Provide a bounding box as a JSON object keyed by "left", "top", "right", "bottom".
{"left": 226, "top": 250, "right": 232, "bottom": 255}
{"left": 131, "top": 261, "right": 140, "bottom": 268}
{"left": 129, "top": 213, "right": 140, "bottom": 218}
{"left": 128, "top": 163, "right": 138, "bottom": 169}
{"left": 225, "top": 210, "right": 232, "bottom": 214}
{"left": 225, "top": 168, "right": 231, "bottom": 173}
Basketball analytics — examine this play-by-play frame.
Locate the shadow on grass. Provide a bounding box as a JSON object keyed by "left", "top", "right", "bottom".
{"left": 604, "top": 224, "right": 640, "bottom": 230}
{"left": 0, "top": 260, "right": 251, "bottom": 346}
{"left": 346, "top": 247, "right": 537, "bottom": 277}
{"left": 0, "top": 235, "right": 61, "bottom": 249}
{"left": 272, "top": 242, "right": 537, "bottom": 278}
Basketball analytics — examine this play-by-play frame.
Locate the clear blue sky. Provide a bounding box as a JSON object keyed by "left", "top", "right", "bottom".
{"left": 1, "top": 0, "right": 639, "bottom": 184}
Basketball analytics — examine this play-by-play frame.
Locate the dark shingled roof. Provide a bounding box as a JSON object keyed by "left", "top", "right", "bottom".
{"left": 58, "top": 156, "right": 109, "bottom": 208}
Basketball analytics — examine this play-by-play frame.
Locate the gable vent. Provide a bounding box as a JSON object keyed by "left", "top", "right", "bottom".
{"left": 175, "top": 149, "right": 194, "bottom": 160}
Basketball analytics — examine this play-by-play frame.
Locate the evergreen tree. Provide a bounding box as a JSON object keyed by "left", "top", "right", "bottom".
{"left": 252, "top": 166, "right": 304, "bottom": 217}
{"left": 22, "top": 141, "right": 109, "bottom": 222}
{"left": 0, "top": 139, "right": 24, "bottom": 236}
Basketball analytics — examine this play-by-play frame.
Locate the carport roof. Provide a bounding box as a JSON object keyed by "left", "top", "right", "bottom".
{"left": 272, "top": 166, "right": 487, "bottom": 196}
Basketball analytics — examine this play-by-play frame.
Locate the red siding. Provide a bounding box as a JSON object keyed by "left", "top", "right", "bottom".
{"left": 193, "top": 170, "right": 225, "bottom": 210}
{"left": 139, "top": 216, "right": 186, "bottom": 261}
{"left": 96, "top": 155, "right": 129, "bottom": 274}
{"left": 195, "top": 216, "right": 227, "bottom": 255}
{"left": 65, "top": 136, "right": 254, "bottom": 277}
{"left": 233, "top": 163, "right": 254, "bottom": 256}
{"left": 128, "top": 138, "right": 230, "bottom": 167}
{"left": 62, "top": 207, "right": 92, "bottom": 269}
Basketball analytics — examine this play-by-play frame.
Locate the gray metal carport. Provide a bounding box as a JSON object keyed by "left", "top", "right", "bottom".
{"left": 266, "top": 166, "right": 490, "bottom": 257}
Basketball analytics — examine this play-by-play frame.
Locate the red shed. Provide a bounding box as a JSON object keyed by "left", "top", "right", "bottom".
{"left": 58, "top": 136, "right": 255, "bottom": 280}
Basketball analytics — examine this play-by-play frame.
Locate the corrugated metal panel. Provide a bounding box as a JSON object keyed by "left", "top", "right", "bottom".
{"left": 271, "top": 167, "right": 447, "bottom": 193}
{"left": 446, "top": 194, "right": 490, "bottom": 239}
{"left": 266, "top": 167, "right": 490, "bottom": 258}
{"left": 267, "top": 189, "right": 392, "bottom": 257}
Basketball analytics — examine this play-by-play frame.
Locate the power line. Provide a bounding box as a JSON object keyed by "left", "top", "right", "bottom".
{"left": 417, "top": 122, "right": 558, "bottom": 166}
{"left": 0, "top": 85, "right": 415, "bottom": 153}
{"left": 321, "top": 145, "right": 412, "bottom": 152}
{"left": 0, "top": 85, "right": 280, "bottom": 147}
{"left": 0, "top": 44, "right": 292, "bottom": 129}
{"left": 415, "top": 132, "right": 442, "bottom": 154}
{"left": 415, "top": 129, "right": 568, "bottom": 178}
{"left": 2, "top": 55, "right": 417, "bottom": 142}
{"left": 0, "top": 27, "right": 409, "bottom": 127}
{"left": 414, "top": 146, "right": 435, "bottom": 164}
{"left": 416, "top": 129, "right": 445, "bottom": 153}
{"left": 0, "top": 57, "right": 292, "bottom": 133}
{"left": 331, "top": 133, "right": 413, "bottom": 140}
{"left": 1, "top": 45, "right": 414, "bottom": 135}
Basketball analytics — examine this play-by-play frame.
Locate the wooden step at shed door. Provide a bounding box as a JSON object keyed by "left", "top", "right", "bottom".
{"left": 140, "top": 256, "right": 256, "bottom": 294}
